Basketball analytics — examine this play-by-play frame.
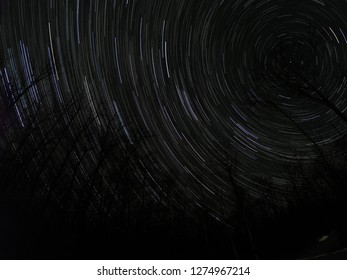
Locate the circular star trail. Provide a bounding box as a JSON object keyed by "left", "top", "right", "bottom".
{"left": 1, "top": 0, "right": 347, "bottom": 220}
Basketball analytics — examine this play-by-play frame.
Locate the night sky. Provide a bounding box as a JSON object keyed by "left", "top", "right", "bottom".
{"left": 1, "top": 0, "right": 347, "bottom": 259}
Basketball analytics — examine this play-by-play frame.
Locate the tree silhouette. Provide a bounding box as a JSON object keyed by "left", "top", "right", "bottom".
{"left": 0, "top": 55, "right": 189, "bottom": 259}
{"left": 246, "top": 23, "right": 347, "bottom": 258}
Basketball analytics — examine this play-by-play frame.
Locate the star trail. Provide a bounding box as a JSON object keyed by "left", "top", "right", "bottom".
{"left": 1, "top": 0, "right": 347, "bottom": 259}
